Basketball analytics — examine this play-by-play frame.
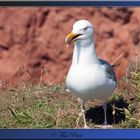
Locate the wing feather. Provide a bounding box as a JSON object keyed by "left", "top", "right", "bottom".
{"left": 99, "top": 59, "right": 117, "bottom": 82}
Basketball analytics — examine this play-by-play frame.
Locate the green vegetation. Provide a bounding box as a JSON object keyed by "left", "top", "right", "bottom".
{"left": 0, "top": 63, "right": 140, "bottom": 128}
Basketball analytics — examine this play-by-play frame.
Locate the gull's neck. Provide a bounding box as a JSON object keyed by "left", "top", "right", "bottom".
{"left": 72, "top": 39, "right": 99, "bottom": 66}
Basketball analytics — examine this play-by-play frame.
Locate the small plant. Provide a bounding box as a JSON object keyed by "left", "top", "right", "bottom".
{"left": 123, "top": 106, "right": 140, "bottom": 128}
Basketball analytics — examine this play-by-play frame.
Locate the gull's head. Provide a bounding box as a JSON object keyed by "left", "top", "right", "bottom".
{"left": 65, "top": 19, "right": 94, "bottom": 46}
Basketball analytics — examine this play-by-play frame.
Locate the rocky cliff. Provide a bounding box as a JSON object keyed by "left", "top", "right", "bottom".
{"left": 0, "top": 7, "right": 139, "bottom": 85}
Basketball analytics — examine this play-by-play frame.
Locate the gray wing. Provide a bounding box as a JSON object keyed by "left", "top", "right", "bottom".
{"left": 99, "top": 59, "right": 117, "bottom": 82}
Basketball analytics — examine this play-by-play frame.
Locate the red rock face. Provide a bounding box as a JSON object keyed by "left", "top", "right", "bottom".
{"left": 0, "top": 7, "right": 139, "bottom": 85}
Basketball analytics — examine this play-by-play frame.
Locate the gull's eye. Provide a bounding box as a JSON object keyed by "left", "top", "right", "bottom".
{"left": 83, "top": 27, "right": 88, "bottom": 32}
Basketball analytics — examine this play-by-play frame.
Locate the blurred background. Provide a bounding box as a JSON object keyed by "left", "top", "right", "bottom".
{"left": 0, "top": 7, "right": 139, "bottom": 86}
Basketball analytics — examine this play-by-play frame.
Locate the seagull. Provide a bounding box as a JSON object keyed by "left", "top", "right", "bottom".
{"left": 65, "top": 19, "right": 117, "bottom": 128}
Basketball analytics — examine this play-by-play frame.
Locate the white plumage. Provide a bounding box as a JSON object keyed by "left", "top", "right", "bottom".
{"left": 65, "top": 19, "right": 116, "bottom": 128}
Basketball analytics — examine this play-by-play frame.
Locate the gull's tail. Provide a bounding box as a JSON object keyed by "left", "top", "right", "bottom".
{"left": 111, "top": 53, "right": 124, "bottom": 68}
{"left": 112, "top": 63, "right": 120, "bottom": 68}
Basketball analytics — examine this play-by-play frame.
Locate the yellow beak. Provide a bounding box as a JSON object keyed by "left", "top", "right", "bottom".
{"left": 65, "top": 32, "right": 81, "bottom": 46}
